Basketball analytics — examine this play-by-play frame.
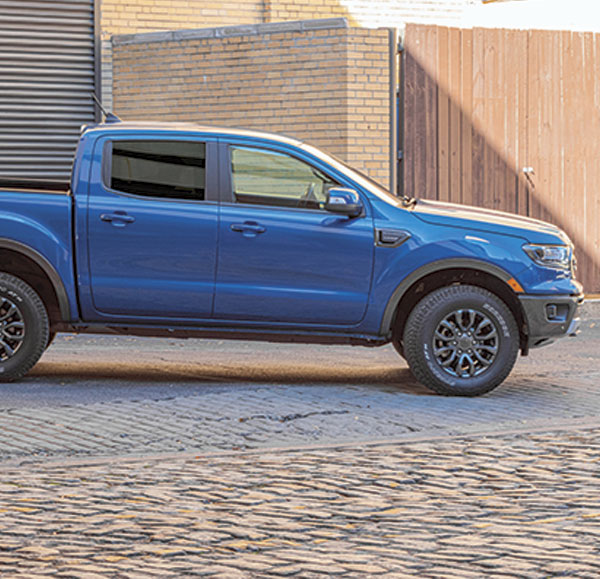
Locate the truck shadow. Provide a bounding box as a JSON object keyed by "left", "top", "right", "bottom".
{"left": 30, "top": 361, "right": 431, "bottom": 395}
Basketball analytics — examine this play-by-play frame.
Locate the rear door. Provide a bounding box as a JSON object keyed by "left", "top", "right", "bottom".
{"left": 81, "top": 135, "right": 219, "bottom": 321}
{"left": 214, "top": 142, "right": 374, "bottom": 325}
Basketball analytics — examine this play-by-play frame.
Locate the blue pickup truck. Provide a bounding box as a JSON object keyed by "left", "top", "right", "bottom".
{"left": 0, "top": 121, "right": 583, "bottom": 395}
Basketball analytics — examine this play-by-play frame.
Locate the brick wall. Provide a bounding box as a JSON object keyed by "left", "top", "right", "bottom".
{"left": 112, "top": 20, "right": 391, "bottom": 186}
{"left": 345, "top": 28, "right": 391, "bottom": 178}
{"left": 101, "top": 0, "right": 264, "bottom": 36}
{"left": 101, "top": 0, "right": 470, "bottom": 125}
{"left": 100, "top": 1, "right": 265, "bottom": 109}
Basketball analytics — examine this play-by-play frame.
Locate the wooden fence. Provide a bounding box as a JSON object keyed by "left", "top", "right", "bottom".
{"left": 402, "top": 24, "right": 600, "bottom": 292}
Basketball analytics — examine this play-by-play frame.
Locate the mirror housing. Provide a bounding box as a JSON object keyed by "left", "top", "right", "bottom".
{"left": 325, "top": 188, "right": 363, "bottom": 218}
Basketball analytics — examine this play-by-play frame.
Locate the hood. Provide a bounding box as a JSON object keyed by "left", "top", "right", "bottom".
{"left": 412, "top": 199, "right": 571, "bottom": 245}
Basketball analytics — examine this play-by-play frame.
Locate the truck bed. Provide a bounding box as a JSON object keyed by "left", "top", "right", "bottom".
{"left": 0, "top": 179, "right": 70, "bottom": 193}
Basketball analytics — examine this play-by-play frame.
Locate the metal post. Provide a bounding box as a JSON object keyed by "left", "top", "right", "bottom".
{"left": 94, "top": 0, "right": 103, "bottom": 122}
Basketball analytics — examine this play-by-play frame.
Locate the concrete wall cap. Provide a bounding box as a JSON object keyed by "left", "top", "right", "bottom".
{"left": 112, "top": 18, "right": 349, "bottom": 46}
{"left": 174, "top": 28, "right": 216, "bottom": 41}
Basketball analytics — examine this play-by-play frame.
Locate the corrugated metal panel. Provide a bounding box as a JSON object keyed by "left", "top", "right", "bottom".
{"left": 0, "top": 0, "right": 96, "bottom": 184}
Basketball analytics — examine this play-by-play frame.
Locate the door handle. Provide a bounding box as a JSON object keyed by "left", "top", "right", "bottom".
{"left": 230, "top": 222, "right": 266, "bottom": 234}
{"left": 100, "top": 212, "right": 136, "bottom": 225}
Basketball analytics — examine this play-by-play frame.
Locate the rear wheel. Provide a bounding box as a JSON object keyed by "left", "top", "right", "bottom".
{"left": 402, "top": 285, "right": 519, "bottom": 396}
{"left": 0, "top": 273, "right": 49, "bottom": 382}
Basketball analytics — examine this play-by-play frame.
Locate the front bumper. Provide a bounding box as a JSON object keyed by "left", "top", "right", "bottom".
{"left": 519, "top": 293, "right": 584, "bottom": 349}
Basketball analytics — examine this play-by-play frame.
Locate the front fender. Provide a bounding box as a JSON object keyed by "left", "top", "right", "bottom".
{"left": 378, "top": 257, "right": 517, "bottom": 335}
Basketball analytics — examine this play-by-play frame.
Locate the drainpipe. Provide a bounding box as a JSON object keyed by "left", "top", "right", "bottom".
{"left": 388, "top": 27, "right": 398, "bottom": 196}
{"left": 397, "top": 35, "right": 404, "bottom": 198}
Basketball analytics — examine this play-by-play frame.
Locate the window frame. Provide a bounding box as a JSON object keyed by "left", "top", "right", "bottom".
{"left": 101, "top": 136, "right": 219, "bottom": 204}
{"left": 218, "top": 140, "right": 363, "bottom": 215}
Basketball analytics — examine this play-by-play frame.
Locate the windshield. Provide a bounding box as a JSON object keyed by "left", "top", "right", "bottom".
{"left": 300, "top": 143, "right": 402, "bottom": 207}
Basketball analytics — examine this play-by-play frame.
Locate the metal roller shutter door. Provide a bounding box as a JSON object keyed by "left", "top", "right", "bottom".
{"left": 0, "top": 0, "right": 97, "bottom": 185}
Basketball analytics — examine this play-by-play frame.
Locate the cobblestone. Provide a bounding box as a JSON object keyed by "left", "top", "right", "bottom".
{"left": 0, "top": 427, "right": 599, "bottom": 576}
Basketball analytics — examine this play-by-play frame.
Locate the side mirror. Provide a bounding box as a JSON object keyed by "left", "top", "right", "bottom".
{"left": 325, "top": 188, "right": 363, "bottom": 218}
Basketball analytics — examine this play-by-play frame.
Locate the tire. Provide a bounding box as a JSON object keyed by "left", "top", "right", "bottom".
{"left": 403, "top": 285, "right": 519, "bottom": 396}
{"left": 0, "top": 272, "right": 49, "bottom": 382}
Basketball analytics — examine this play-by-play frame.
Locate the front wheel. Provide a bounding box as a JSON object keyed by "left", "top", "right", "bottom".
{"left": 403, "top": 285, "right": 519, "bottom": 396}
{"left": 0, "top": 273, "right": 49, "bottom": 382}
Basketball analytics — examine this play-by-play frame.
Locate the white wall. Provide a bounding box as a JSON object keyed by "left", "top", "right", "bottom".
{"left": 461, "top": 0, "right": 600, "bottom": 32}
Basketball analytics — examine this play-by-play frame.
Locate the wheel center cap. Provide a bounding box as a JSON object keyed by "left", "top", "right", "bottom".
{"left": 458, "top": 336, "right": 473, "bottom": 350}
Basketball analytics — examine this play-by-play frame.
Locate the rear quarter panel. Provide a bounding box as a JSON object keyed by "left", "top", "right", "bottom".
{"left": 0, "top": 191, "right": 77, "bottom": 319}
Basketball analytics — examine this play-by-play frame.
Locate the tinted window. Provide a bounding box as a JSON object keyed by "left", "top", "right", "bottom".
{"left": 110, "top": 140, "right": 206, "bottom": 201}
{"left": 230, "top": 146, "right": 338, "bottom": 210}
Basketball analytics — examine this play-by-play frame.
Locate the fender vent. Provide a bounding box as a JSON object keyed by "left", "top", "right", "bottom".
{"left": 376, "top": 229, "right": 411, "bottom": 248}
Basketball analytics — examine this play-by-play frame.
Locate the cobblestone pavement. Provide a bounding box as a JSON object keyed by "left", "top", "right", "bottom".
{"left": 1, "top": 427, "right": 599, "bottom": 577}
{"left": 0, "top": 303, "right": 598, "bottom": 462}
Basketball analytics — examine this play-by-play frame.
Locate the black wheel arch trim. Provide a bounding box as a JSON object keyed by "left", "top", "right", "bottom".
{"left": 379, "top": 258, "right": 516, "bottom": 336}
{"left": 0, "top": 239, "right": 71, "bottom": 321}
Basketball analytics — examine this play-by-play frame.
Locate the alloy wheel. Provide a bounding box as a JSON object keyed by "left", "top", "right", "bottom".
{"left": 0, "top": 297, "right": 26, "bottom": 361}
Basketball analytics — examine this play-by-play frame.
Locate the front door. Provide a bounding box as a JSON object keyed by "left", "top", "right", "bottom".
{"left": 84, "top": 137, "right": 218, "bottom": 321}
{"left": 214, "top": 144, "right": 374, "bottom": 326}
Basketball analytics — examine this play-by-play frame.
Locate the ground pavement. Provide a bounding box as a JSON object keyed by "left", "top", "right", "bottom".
{"left": 0, "top": 304, "right": 598, "bottom": 577}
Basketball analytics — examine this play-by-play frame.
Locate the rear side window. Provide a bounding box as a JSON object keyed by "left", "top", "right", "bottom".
{"left": 109, "top": 140, "right": 206, "bottom": 201}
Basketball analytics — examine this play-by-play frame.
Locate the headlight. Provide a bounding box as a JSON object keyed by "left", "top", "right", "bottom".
{"left": 523, "top": 243, "right": 571, "bottom": 270}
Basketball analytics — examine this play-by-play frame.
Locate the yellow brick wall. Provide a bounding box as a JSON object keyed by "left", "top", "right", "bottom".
{"left": 100, "top": 1, "right": 264, "bottom": 110}
{"left": 112, "top": 25, "right": 391, "bottom": 186}
{"left": 345, "top": 28, "right": 391, "bottom": 179}
{"left": 101, "top": 1, "right": 264, "bottom": 36}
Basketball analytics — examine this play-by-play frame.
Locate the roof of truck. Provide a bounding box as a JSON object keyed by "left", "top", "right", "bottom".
{"left": 84, "top": 121, "right": 303, "bottom": 147}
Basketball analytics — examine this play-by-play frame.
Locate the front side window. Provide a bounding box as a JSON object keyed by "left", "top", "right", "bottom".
{"left": 230, "top": 146, "right": 338, "bottom": 210}
{"left": 109, "top": 140, "right": 206, "bottom": 201}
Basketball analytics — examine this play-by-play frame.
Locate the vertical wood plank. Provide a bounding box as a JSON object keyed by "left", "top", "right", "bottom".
{"left": 471, "top": 27, "right": 485, "bottom": 208}
{"left": 516, "top": 30, "right": 529, "bottom": 216}
{"left": 527, "top": 30, "right": 540, "bottom": 219}
{"left": 573, "top": 32, "right": 589, "bottom": 290}
{"left": 583, "top": 32, "right": 598, "bottom": 291}
{"left": 537, "top": 30, "right": 552, "bottom": 224}
{"left": 550, "top": 31, "right": 564, "bottom": 236}
{"left": 402, "top": 24, "right": 417, "bottom": 199}
{"left": 413, "top": 26, "right": 428, "bottom": 200}
{"left": 437, "top": 26, "right": 449, "bottom": 202}
{"left": 460, "top": 27, "right": 473, "bottom": 206}
{"left": 493, "top": 27, "right": 507, "bottom": 213}
{"left": 448, "top": 27, "right": 462, "bottom": 204}
{"left": 504, "top": 29, "right": 519, "bottom": 216}
{"left": 482, "top": 27, "right": 494, "bottom": 210}
{"left": 424, "top": 25, "right": 439, "bottom": 200}
{"left": 565, "top": 32, "right": 587, "bottom": 286}
{"left": 591, "top": 32, "right": 600, "bottom": 289}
